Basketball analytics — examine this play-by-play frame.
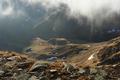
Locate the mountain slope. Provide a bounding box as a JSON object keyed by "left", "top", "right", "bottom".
{"left": 0, "top": 36, "right": 120, "bottom": 80}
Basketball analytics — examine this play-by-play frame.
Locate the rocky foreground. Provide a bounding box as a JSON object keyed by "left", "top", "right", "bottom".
{"left": 0, "top": 37, "right": 120, "bottom": 80}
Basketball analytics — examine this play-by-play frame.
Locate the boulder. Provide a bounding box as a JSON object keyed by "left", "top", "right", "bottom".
{"left": 78, "top": 68, "right": 86, "bottom": 74}
{"left": 15, "top": 73, "right": 30, "bottom": 80}
{"left": 4, "top": 61, "right": 16, "bottom": 68}
{"left": 49, "top": 69, "right": 57, "bottom": 73}
{"left": 90, "top": 68, "right": 97, "bottom": 74}
{"left": 63, "top": 62, "right": 75, "bottom": 73}
{"left": 29, "top": 76, "right": 39, "bottom": 80}
{"left": 0, "top": 70, "right": 4, "bottom": 76}
{"left": 17, "top": 61, "right": 34, "bottom": 69}
{"left": 39, "top": 76, "right": 49, "bottom": 80}
{"left": 29, "top": 61, "right": 49, "bottom": 72}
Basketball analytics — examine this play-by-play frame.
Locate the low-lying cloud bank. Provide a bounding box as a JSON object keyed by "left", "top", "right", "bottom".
{"left": 39, "top": 0, "right": 120, "bottom": 19}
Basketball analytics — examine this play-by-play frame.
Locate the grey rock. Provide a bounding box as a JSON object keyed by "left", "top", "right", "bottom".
{"left": 29, "top": 76, "right": 39, "bottom": 80}
{"left": 94, "top": 74, "right": 105, "bottom": 80}
{"left": 99, "top": 70, "right": 107, "bottom": 76}
{"left": 29, "top": 61, "right": 49, "bottom": 72}
{"left": 0, "top": 58, "right": 3, "bottom": 61}
{"left": 78, "top": 68, "right": 86, "bottom": 74}
{"left": 56, "top": 78, "right": 61, "bottom": 80}
{"left": 39, "top": 76, "right": 49, "bottom": 80}
{"left": 4, "top": 61, "right": 16, "bottom": 68}
{"left": 90, "top": 68, "right": 98, "bottom": 74}
{"left": 7, "top": 56, "right": 16, "bottom": 61}
{"left": 118, "top": 78, "right": 120, "bottom": 80}
{"left": 25, "top": 48, "right": 32, "bottom": 53}
{"left": 47, "top": 57, "right": 57, "bottom": 61}
{"left": 50, "top": 69, "right": 57, "bottom": 73}
{"left": 15, "top": 73, "right": 30, "bottom": 80}
{"left": 17, "top": 61, "right": 33, "bottom": 69}
{"left": 0, "top": 70, "right": 5, "bottom": 76}
{"left": 63, "top": 62, "right": 75, "bottom": 73}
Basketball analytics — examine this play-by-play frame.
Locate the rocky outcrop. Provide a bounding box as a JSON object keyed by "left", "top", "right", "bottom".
{"left": 0, "top": 51, "right": 110, "bottom": 80}
{"left": 97, "top": 36, "right": 120, "bottom": 65}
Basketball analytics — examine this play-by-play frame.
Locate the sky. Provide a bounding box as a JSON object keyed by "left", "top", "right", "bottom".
{"left": 0, "top": 0, "right": 120, "bottom": 18}
{"left": 38, "top": 0, "right": 120, "bottom": 19}
{"left": 0, "top": 0, "right": 120, "bottom": 32}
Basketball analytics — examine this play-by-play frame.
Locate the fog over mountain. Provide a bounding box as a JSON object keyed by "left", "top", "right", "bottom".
{"left": 0, "top": 0, "right": 120, "bottom": 52}
{"left": 0, "top": 0, "right": 46, "bottom": 51}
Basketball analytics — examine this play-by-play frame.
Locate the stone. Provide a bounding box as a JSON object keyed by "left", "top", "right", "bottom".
{"left": 39, "top": 76, "right": 49, "bottom": 80}
{"left": 94, "top": 74, "right": 105, "bottom": 80}
{"left": 0, "top": 57, "right": 6, "bottom": 61}
{"left": 47, "top": 57, "right": 57, "bottom": 61}
{"left": 29, "top": 61, "right": 49, "bottom": 72}
{"left": 17, "top": 61, "right": 34, "bottom": 69}
{"left": 25, "top": 48, "right": 32, "bottom": 53}
{"left": 99, "top": 70, "right": 107, "bottom": 76}
{"left": 0, "top": 70, "right": 5, "bottom": 76}
{"left": 90, "top": 68, "right": 98, "bottom": 74}
{"left": 0, "top": 58, "right": 3, "bottom": 61}
{"left": 29, "top": 76, "right": 39, "bottom": 80}
{"left": 63, "top": 62, "right": 75, "bottom": 73}
{"left": 15, "top": 73, "right": 30, "bottom": 80}
{"left": 78, "top": 68, "right": 86, "bottom": 74}
{"left": 4, "top": 61, "right": 16, "bottom": 68}
{"left": 7, "top": 56, "right": 16, "bottom": 61}
{"left": 56, "top": 78, "right": 61, "bottom": 80}
{"left": 7, "top": 56, "right": 22, "bottom": 61}
{"left": 50, "top": 69, "right": 57, "bottom": 73}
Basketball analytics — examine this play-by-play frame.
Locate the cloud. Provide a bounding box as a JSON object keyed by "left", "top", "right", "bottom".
{"left": 1, "top": 0, "right": 120, "bottom": 24}
{"left": 0, "top": 0, "right": 26, "bottom": 18}
{"left": 1, "top": 0, "right": 120, "bottom": 19}
{"left": 38, "top": 0, "right": 120, "bottom": 19}
{"left": 1, "top": 6, "right": 13, "bottom": 16}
